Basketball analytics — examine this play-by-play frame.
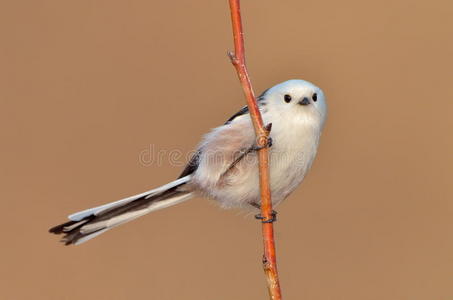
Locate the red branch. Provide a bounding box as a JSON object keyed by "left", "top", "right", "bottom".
{"left": 227, "top": 1, "right": 282, "bottom": 299}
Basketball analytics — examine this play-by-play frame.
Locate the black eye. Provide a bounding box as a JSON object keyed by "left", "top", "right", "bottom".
{"left": 284, "top": 94, "right": 292, "bottom": 103}
{"left": 312, "top": 93, "right": 318, "bottom": 102}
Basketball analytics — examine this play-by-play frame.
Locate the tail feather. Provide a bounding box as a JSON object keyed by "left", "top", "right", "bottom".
{"left": 49, "top": 176, "right": 193, "bottom": 245}
{"left": 67, "top": 176, "right": 191, "bottom": 221}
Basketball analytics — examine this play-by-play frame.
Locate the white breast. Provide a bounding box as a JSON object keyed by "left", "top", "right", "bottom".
{"left": 266, "top": 110, "right": 322, "bottom": 206}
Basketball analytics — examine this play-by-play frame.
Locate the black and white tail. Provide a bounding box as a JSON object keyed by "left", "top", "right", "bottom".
{"left": 49, "top": 176, "right": 193, "bottom": 245}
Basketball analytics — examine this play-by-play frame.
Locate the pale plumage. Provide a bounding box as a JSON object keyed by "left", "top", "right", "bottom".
{"left": 49, "top": 79, "right": 327, "bottom": 245}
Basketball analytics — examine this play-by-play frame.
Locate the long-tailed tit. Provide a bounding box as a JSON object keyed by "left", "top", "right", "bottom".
{"left": 49, "top": 79, "right": 327, "bottom": 245}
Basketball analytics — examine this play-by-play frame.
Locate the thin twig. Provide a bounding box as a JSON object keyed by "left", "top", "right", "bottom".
{"left": 227, "top": 1, "right": 282, "bottom": 299}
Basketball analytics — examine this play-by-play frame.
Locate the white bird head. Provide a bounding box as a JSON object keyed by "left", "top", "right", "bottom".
{"left": 262, "top": 79, "right": 327, "bottom": 127}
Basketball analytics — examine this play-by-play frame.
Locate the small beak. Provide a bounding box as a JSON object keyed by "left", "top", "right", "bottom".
{"left": 298, "top": 97, "right": 310, "bottom": 106}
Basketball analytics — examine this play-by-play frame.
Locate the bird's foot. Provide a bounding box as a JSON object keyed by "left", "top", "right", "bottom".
{"left": 251, "top": 123, "right": 273, "bottom": 151}
{"left": 251, "top": 136, "right": 273, "bottom": 151}
{"left": 255, "top": 210, "right": 278, "bottom": 223}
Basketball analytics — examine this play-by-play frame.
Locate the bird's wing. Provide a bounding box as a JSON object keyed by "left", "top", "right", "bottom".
{"left": 188, "top": 113, "right": 259, "bottom": 190}
{"left": 178, "top": 89, "right": 268, "bottom": 179}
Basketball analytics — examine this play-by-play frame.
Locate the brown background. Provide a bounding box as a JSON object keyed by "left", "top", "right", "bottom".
{"left": 1, "top": 0, "right": 452, "bottom": 299}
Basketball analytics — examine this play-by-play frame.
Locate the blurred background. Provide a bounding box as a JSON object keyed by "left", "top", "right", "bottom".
{"left": 1, "top": 1, "right": 452, "bottom": 299}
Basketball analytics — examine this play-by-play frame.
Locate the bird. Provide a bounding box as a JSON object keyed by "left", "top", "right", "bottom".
{"left": 49, "top": 79, "right": 328, "bottom": 245}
